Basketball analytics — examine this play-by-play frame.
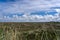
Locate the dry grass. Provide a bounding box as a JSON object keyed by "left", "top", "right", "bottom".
{"left": 0, "top": 22, "right": 60, "bottom": 40}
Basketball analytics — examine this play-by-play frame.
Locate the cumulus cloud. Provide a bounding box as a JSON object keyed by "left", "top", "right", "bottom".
{"left": 3, "top": 12, "right": 60, "bottom": 22}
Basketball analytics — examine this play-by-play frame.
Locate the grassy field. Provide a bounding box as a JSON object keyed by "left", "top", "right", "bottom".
{"left": 0, "top": 22, "right": 60, "bottom": 40}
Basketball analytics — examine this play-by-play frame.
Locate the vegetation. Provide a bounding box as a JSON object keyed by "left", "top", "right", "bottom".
{"left": 0, "top": 22, "right": 60, "bottom": 40}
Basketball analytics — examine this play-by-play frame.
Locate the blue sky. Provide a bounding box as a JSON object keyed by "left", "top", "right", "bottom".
{"left": 0, "top": 0, "right": 60, "bottom": 22}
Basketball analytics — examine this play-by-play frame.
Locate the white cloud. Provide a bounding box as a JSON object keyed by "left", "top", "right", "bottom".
{"left": 0, "top": 0, "right": 60, "bottom": 22}
{"left": 1, "top": 0, "right": 60, "bottom": 14}
{"left": 3, "top": 12, "right": 60, "bottom": 22}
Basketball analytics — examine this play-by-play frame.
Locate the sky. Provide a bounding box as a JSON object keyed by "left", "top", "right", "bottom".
{"left": 0, "top": 0, "right": 60, "bottom": 22}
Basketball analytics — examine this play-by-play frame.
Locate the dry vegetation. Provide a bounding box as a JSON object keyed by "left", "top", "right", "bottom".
{"left": 0, "top": 22, "right": 60, "bottom": 40}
